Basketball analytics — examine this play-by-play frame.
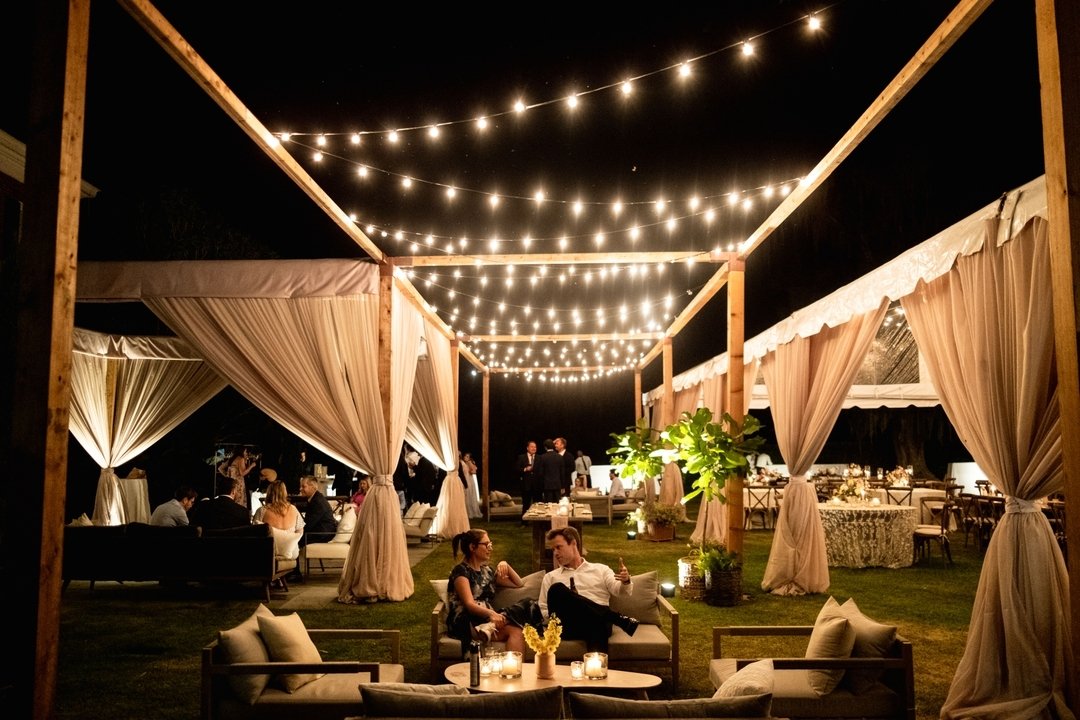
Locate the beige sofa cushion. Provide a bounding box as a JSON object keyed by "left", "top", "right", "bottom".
{"left": 218, "top": 603, "right": 275, "bottom": 704}
{"left": 568, "top": 692, "right": 772, "bottom": 718}
{"left": 838, "top": 598, "right": 897, "bottom": 694}
{"left": 805, "top": 597, "right": 856, "bottom": 696}
{"left": 257, "top": 612, "right": 324, "bottom": 693}
{"left": 608, "top": 570, "right": 661, "bottom": 625}
{"left": 361, "top": 684, "right": 563, "bottom": 718}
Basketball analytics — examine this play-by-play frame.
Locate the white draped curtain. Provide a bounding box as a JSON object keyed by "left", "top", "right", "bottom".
{"left": 405, "top": 318, "right": 469, "bottom": 540}
{"left": 902, "top": 218, "right": 1072, "bottom": 720}
{"left": 145, "top": 289, "right": 421, "bottom": 602}
{"left": 691, "top": 361, "right": 756, "bottom": 546}
{"left": 759, "top": 300, "right": 887, "bottom": 596}
{"left": 68, "top": 328, "right": 226, "bottom": 526}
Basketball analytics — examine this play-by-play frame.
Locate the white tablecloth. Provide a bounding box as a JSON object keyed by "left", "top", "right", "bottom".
{"left": 818, "top": 502, "right": 918, "bottom": 568}
{"left": 867, "top": 488, "right": 948, "bottom": 525}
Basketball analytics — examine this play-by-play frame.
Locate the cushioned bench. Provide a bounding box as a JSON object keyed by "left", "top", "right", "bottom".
{"left": 430, "top": 569, "right": 679, "bottom": 691}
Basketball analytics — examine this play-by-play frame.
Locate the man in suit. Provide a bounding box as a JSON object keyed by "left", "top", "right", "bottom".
{"left": 412, "top": 452, "right": 439, "bottom": 506}
{"left": 554, "top": 437, "right": 575, "bottom": 497}
{"left": 516, "top": 440, "right": 539, "bottom": 513}
{"left": 298, "top": 475, "right": 337, "bottom": 546}
{"left": 189, "top": 478, "right": 250, "bottom": 531}
{"left": 535, "top": 439, "right": 564, "bottom": 503}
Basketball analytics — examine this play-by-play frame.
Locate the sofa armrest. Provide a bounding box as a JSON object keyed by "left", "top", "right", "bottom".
{"left": 306, "top": 628, "right": 401, "bottom": 663}
{"left": 712, "top": 625, "right": 813, "bottom": 658}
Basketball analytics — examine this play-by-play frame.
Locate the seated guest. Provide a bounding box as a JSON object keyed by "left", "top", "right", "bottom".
{"left": 189, "top": 478, "right": 250, "bottom": 531}
{"left": 253, "top": 477, "right": 304, "bottom": 532}
{"left": 299, "top": 474, "right": 337, "bottom": 546}
{"left": 149, "top": 485, "right": 198, "bottom": 527}
{"left": 351, "top": 475, "right": 371, "bottom": 512}
{"left": 608, "top": 470, "right": 626, "bottom": 499}
{"left": 539, "top": 526, "right": 639, "bottom": 652}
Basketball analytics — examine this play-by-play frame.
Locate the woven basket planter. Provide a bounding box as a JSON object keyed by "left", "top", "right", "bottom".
{"left": 677, "top": 556, "right": 705, "bottom": 600}
{"left": 704, "top": 568, "right": 743, "bottom": 606}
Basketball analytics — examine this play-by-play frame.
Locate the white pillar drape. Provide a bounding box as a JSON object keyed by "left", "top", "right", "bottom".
{"left": 405, "top": 319, "right": 469, "bottom": 539}
{"left": 759, "top": 300, "right": 887, "bottom": 596}
{"left": 903, "top": 218, "right": 1072, "bottom": 720}
{"left": 68, "top": 329, "right": 226, "bottom": 526}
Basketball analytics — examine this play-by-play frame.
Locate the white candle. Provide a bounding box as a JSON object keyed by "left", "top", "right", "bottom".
{"left": 570, "top": 661, "right": 585, "bottom": 680}
{"left": 489, "top": 656, "right": 502, "bottom": 674}
{"left": 479, "top": 657, "right": 491, "bottom": 676}
{"left": 500, "top": 652, "right": 521, "bottom": 677}
{"left": 585, "top": 655, "right": 604, "bottom": 678}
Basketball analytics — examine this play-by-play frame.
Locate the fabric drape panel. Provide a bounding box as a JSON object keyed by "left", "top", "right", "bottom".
{"left": 672, "top": 385, "right": 700, "bottom": 421}
{"left": 903, "top": 219, "right": 1072, "bottom": 720}
{"left": 759, "top": 300, "right": 887, "bottom": 595}
{"left": 338, "top": 288, "right": 422, "bottom": 602}
{"left": 145, "top": 293, "right": 419, "bottom": 601}
{"left": 68, "top": 329, "right": 227, "bottom": 526}
{"left": 405, "top": 320, "right": 469, "bottom": 539}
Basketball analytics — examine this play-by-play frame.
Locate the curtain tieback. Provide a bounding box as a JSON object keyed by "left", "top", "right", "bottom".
{"left": 373, "top": 474, "right": 394, "bottom": 487}
{"left": 788, "top": 475, "right": 809, "bottom": 484}
{"left": 1004, "top": 496, "right": 1037, "bottom": 514}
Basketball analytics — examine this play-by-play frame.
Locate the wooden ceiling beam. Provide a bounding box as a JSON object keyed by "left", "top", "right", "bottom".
{"left": 390, "top": 250, "right": 718, "bottom": 267}
{"left": 489, "top": 366, "right": 633, "bottom": 374}
{"left": 465, "top": 332, "right": 662, "bottom": 343}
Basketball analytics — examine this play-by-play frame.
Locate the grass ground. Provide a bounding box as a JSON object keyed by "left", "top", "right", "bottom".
{"left": 56, "top": 507, "right": 981, "bottom": 719}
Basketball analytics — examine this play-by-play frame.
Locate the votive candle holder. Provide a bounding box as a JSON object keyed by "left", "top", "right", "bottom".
{"left": 570, "top": 661, "right": 585, "bottom": 680}
{"left": 583, "top": 651, "right": 608, "bottom": 679}
{"left": 499, "top": 651, "right": 522, "bottom": 679}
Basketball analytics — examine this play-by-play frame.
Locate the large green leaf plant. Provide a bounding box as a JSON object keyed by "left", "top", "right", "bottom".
{"left": 654, "top": 407, "right": 764, "bottom": 504}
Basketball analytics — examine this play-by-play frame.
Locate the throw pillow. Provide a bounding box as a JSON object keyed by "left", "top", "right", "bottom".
{"left": 714, "top": 658, "right": 774, "bottom": 698}
{"left": 493, "top": 570, "right": 544, "bottom": 607}
{"left": 607, "top": 570, "right": 661, "bottom": 626}
{"left": 805, "top": 596, "right": 856, "bottom": 696}
{"left": 257, "top": 612, "right": 324, "bottom": 693}
{"left": 270, "top": 527, "right": 302, "bottom": 560}
{"left": 332, "top": 505, "right": 356, "bottom": 543}
{"left": 361, "top": 685, "right": 562, "bottom": 718}
{"left": 358, "top": 682, "right": 468, "bottom": 697}
{"left": 405, "top": 502, "right": 424, "bottom": 520}
{"left": 839, "top": 597, "right": 898, "bottom": 694}
{"left": 568, "top": 692, "right": 772, "bottom": 718}
{"left": 430, "top": 578, "right": 449, "bottom": 606}
{"left": 218, "top": 604, "right": 275, "bottom": 704}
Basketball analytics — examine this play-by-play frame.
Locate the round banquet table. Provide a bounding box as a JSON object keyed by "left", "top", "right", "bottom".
{"left": 818, "top": 502, "right": 919, "bottom": 568}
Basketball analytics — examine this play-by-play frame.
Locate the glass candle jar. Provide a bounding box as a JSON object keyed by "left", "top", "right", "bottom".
{"left": 570, "top": 661, "right": 585, "bottom": 680}
{"left": 499, "top": 651, "right": 522, "bottom": 678}
{"left": 583, "top": 651, "right": 608, "bottom": 679}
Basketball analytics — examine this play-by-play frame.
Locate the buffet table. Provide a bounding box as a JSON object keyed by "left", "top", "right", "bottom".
{"left": 818, "top": 502, "right": 919, "bottom": 568}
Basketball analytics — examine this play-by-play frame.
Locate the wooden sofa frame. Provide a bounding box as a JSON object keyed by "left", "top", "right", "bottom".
{"left": 712, "top": 625, "right": 914, "bottom": 720}
{"left": 201, "top": 628, "right": 400, "bottom": 720}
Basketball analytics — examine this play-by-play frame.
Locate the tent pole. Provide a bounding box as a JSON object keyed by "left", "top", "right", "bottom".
{"left": 726, "top": 261, "right": 746, "bottom": 556}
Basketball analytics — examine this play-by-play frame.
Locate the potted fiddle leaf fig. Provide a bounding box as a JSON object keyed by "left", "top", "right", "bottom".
{"left": 655, "top": 407, "right": 764, "bottom": 504}
{"left": 607, "top": 416, "right": 664, "bottom": 502}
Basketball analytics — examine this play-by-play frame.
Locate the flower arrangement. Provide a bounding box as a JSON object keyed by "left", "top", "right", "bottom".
{"left": 643, "top": 500, "right": 684, "bottom": 528}
{"left": 625, "top": 507, "right": 646, "bottom": 527}
{"left": 885, "top": 466, "right": 911, "bottom": 487}
{"left": 847, "top": 463, "right": 864, "bottom": 478}
{"left": 523, "top": 615, "right": 562, "bottom": 654}
{"left": 833, "top": 476, "right": 869, "bottom": 500}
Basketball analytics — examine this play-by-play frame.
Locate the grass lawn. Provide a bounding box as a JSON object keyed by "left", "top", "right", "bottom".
{"left": 56, "top": 506, "right": 981, "bottom": 719}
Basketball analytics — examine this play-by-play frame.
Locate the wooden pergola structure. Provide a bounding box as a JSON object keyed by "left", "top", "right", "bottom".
{"left": 4, "top": 0, "right": 1078, "bottom": 716}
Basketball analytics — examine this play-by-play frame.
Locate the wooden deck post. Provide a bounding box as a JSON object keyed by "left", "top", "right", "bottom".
{"left": 726, "top": 260, "right": 746, "bottom": 556}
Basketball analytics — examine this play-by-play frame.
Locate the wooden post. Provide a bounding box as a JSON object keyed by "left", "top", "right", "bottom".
{"left": 634, "top": 369, "right": 642, "bottom": 421}
{"left": 1036, "top": 0, "right": 1080, "bottom": 709}
{"left": 482, "top": 371, "right": 490, "bottom": 506}
{"left": 726, "top": 260, "right": 746, "bottom": 556}
{"left": 378, "top": 266, "right": 394, "bottom": 458}
{"left": 7, "top": 2, "right": 90, "bottom": 717}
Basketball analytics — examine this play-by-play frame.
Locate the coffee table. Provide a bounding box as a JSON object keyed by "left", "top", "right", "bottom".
{"left": 444, "top": 661, "right": 660, "bottom": 699}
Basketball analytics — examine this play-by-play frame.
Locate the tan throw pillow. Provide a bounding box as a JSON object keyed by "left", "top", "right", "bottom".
{"left": 257, "top": 612, "right": 324, "bottom": 693}
{"left": 270, "top": 527, "right": 302, "bottom": 560}
{"left": 714, "top": 658, "right": 774, "bottom": 698}
{"left": 805, "top": 597, "right": 856, "bottom": 696}
{"left": 218, "top": 604, "right": 274, "bottom": 704}
{"left": 493, "top": 570, "right": 544, "bottom": 607}
{"left": 607, "top": 570, "right": 661, "bottom": 626}
{"left": 332, "top": 505, "right": 356, "bottom": 543}
{"left": 839, "top": 598, "right": 898, "bottom": 694}
{"left": 361, "top": 685, "right": 563, "bottom": 718}
{"left": 430, "top": 578, "right": 449, "bottom": 606}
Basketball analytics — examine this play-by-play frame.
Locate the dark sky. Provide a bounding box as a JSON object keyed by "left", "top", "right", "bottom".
{"left": 3, "top": 1, "right": 1043, "bottom": 501}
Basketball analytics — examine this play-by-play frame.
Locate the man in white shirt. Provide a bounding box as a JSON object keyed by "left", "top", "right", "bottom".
{"left": 149, "top": 485, "right": 198, "bottom": 527}
{"left": 538, "top": 526, "right": 639, "bottom": 650}
{"left": 607, "top": 470, "right": 626, "bottom": 499}
{"left": 574, "top": 450, "right": 592, "bottom": 488}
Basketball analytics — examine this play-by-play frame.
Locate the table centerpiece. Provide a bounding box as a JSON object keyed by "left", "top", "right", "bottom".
{"left": 523, "top": 615, "right": 562, "bottom": 679}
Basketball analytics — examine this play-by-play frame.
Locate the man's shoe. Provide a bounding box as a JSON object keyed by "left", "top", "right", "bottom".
{"left": 613, "top": 614, "right": 639, "bottom": 637}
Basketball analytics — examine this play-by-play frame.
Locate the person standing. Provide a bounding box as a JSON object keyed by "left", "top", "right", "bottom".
{"left": 149, "top": 485, "right": 197, "bottom": 527}
{"left": 219, "top": 447, "right": 257, "bottom": 510}
{"left": 516, "top": 441, "right": 539, "bottom": 513}
{"left": 460, "top": 452, "right": 482, "bottom": 519}
{"left": 538, "top": 526, "right": 639, "bottom": 652}
{"left": 413, "top": 452, "right": 439, "bottom": 505}
{"left": 554, "top": 437, "right": 575, "bottom": 497}
{"left": 575, "top": 450, "right": 593, "bottom": 488}
{"left": 535, "top": 439, "right": 564, "bottom": 503}
{"left": 298, "top": 475, "right": 337, "bottom": 546}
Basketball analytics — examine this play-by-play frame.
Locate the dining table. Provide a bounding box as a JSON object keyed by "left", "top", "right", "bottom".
{"left": 520, "top": 502, "right": 593, "bottom": 571}
{"left": 818, "top": 501, "right": 919, "bottom": 568}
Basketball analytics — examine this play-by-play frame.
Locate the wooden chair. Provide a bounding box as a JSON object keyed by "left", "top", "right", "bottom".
{"left": 885, "top": 487, "right": 914, "bottom": 507}
{"left": 914, "top": 499, "right": 953, "bottom": 566}
{"left": 744, "top": 487, "right": 775, "bottom": 529}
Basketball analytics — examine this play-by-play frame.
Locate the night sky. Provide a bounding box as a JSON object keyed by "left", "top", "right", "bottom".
{"left": 2, "top": 1, "right": 1042, "bottom": 509}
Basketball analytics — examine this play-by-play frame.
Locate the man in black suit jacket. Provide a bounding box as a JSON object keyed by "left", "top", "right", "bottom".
{"left": 554, "top": 437, "right": 576, "bottom": 497}
{"left": 299, "top": 475, "right": 338, "bottom": 546}
{"left": 516, "top": 440, "right": 539, "bottom": 513}
{"left": 189, "top": 478, "right": 250, "bottom": 531}
{"left": 535, "top": 439, "right": 564, "bottom": 503}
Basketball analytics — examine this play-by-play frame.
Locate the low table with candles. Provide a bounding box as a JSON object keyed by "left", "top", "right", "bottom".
{"left": 444, "top": 660, "right": 660, "bottom": 699}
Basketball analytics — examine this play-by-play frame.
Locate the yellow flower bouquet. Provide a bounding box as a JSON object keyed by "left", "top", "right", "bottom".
{"left": 523, "top": 615, "right": 562, "bottom": 654}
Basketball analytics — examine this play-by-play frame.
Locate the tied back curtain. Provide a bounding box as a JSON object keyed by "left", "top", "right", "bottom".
{"left": 405, "top": 318, "right": 469, "bottom": 539}
{"left": 145, "top": 291, "right": 421, "bottom": 601}
{"left": 903, "top": 219, "right": 1072, "bottom": 720}
{"left": 760, "top": 300, "right": 887, "bottom": 596}
{"left": 68, "top": 329, "right": 227, "bottom": 526}
{"left": 691, "top": 361, "right": 757, "bottom": 546}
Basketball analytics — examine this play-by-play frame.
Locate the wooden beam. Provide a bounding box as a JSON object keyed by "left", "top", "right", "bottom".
{"left": 116, "top": 0, "right": 385, "bottom": 263}
{"left": 458, "top": 344, "right": 487, "bottom": 372}
{"left": 1036, "top": 0, "right": 1080, "bottom": 710}
{"left": 738, "top": 0, "right": 994, "bottom": 259}
{"left": 488, "top": 366, "right": 634, "bottom": 374}
{"left": 634, "top": 370, "right": 642, "bottom": 421}
{"left": 725, "top": 260, "right": 746, "bottom": 556}
{"left": 10, "top": 2, "right": 90, "bottom": 717}
{"left": 392, "top": 271, "right": 454, "bottom": 340}
{"left": 390, "top": 250, "right": 717, "bottom": 267}
{"left": 661, "top": 339, "right": 674, "bottom": 428}
{"left": 378, "top": 267, "right": 393, "bottom": 447}
{"left": 467, "top": 332, "right": 663, "bottom": 343}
